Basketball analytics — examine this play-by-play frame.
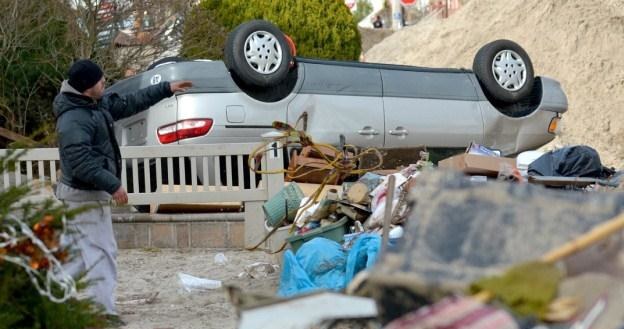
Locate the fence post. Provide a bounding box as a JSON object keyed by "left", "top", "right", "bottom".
{"left": 265, "top": 142, "right": 285, "bottom": 199}
{"left": 244, "top": 142, "right": 284, "bottom": 248}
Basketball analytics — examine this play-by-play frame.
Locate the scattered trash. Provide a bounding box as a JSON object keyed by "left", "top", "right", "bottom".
{"left": 470, "top": 261, "right": 563, "bottom": 317}
{"left": 278, "top": 238, "right": 346, "bottom": 297}
{"left": 237, "top": 292, "right": 377, "bottom": 329}
{"left": 293, "top": 196, "right": 318, "bottom": 228}
{"left": 366, "top": 173, "right": 407, "bottom": 229}
{"left": 469, "top": 175, "right": 488, "bottom": 183}
{"left": 250, "top": 137, "right": 623, "bottom": 328}
{"left": 528, "top": 145, "right": 615, "bottom": 179}
{"left": 516, "top": 150, "right": 545, "bottom": 177}
{"left": 388, "top": 226, "right": 404, "bottom": 240}
{"left": 287, "top": 217, "right": 349, "bottom": 252}
{"left": 497, "top": 162, "right": 523, "bottom": 182}
{"left": 286, "top": 146, "right": 354, "bottom": 184}
{"left": 438, "top": 153, "right": 517, "bottom": 176}
{"left": 243, "top": 262, "right": 279, "bottom": 279}
{"left": 214, "top": 253, "right": 228, "bottom": 265}
{"left": 263, "top": 182, "right": 305, "bottom": 227}
{"left": 279, "top": 234, "right": 380, "bottom": 297}
{"left": 346, "top": 172, "right": 383, "bottom": 204}
{"left": 466, "top": 141, "right": 502, "bottom": 157}
{"left": 360, "top": 170, "right": 624, "bottom": 324}
{"left": 116, "top": 292, "right": 159, "bottom": 306}
{"left": 384, "top": 296, "right": 518, "bottom": 329}
{"left": 177, "top": 272, "right": 222, "bottom": 292}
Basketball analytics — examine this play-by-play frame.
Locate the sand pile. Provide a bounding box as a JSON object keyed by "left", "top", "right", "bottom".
{"left": 366, "top": 0, "right": 624, "bottom": 168}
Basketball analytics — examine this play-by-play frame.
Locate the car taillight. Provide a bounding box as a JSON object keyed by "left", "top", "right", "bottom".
{"left": 157, "top": 119, "right": 213, "bottom": 144}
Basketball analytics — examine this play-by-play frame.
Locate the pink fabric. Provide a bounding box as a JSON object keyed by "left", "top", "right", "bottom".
{"left": 384, "top": 297, "right": 518, "bottom": 329}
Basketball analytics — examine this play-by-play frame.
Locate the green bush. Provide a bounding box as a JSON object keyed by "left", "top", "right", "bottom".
{"left": 0, "top": 150, "right": 104, "bottom": 329}
{"left": 182, "top": 0, "right": 361, "bottom": 61}
{"left": 354, "top": 0, "right": 373, "bottom": 23}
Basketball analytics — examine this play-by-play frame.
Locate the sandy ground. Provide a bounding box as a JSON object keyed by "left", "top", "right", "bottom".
{"left": 116, "top": 249, "right": 280, "bottom": 329}
{"left": 365, "top": 0, "right": 624, "bottom": 169}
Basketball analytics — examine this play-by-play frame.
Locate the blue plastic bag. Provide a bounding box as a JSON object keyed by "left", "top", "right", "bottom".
{"left": 278, "top": 234, "right": 381, "bottom": 297}
{"left": 344, "top": 234, "right": 380, "bottom": 285}
{"left": 278, "top": 238, "right": 346, "bottom": 297}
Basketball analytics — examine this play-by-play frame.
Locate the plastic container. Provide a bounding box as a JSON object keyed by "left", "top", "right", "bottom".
{"left": 263, "top": 183, "right": 305, "bottom": 227}
{"left": 286, "top": 217, "right": 349, "bottom": 253}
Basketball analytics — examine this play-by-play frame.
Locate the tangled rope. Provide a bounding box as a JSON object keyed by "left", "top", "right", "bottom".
{"left": 246, "top": 116, "right": 384, "bottom": 252}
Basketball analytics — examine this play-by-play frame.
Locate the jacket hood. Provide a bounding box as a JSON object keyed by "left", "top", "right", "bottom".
{"left": 53, "top": 80, "right": 97, "bottom": 118}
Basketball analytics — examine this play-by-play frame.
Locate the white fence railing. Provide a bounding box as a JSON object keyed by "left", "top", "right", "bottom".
{"left": 0, "top": 143, "right": 284, "bottom": 247}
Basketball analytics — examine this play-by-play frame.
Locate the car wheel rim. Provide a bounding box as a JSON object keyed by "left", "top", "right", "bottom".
{"left": 491, "top": 49, "right": 527, "bottom": 91}
{"left": 244, "top": 30, "right": 283, "bottom": 75}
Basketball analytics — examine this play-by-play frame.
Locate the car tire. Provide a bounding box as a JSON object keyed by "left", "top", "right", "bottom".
{"left": 224, "top": 20, "right": 292, "bottom": 88}
{"left": 147, "top": 56, "right": 185, "bottom": 70}
{"left": 473, "top": 40, "right": 534, "bottom": 104}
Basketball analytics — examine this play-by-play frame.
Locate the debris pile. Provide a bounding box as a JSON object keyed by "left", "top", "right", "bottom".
{"left": 238, "top": 124, "right": 624, "bottom": 328}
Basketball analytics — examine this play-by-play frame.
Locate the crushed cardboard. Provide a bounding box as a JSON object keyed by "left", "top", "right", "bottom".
{"left": 437, "top": 153, "right": 516, "bottom": 176}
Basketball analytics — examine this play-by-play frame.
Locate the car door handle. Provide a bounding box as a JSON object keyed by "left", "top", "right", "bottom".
{"left": 358, "top": 127, "right": 380, "bottom": 136}
{"left": 389, "top": 127, "right": 408, "bottom": 136}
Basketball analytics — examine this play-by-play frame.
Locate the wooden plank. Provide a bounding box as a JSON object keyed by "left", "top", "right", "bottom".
{"left": 3, "top": 168, "right": 9, "bottom": 189}
{"left": 119, "top": 143, "right": 259, "bottom": 158}
{"left": 190, "top": 157, "right": 197, "bottom": 192}
{"left": 26, "top": 161, "right": 33, "bottom": 182}
{"left": 37, "top": 160, "right": 45, "bottom": 180}
{"left": 296, "top": 183, "right": 342, "bottom": 199}
{"left": 249, "top": 157, "right": 256, "bottom": 190}
{"left": 128, "top": 189, "right": 267, "bottom": 204}
{"left": 37, "top": 160, "right": 45, "bottom": 192}
{"left": 155, "top": 158, "right": 162, "bottom": 191}
{"left": 155, "top": 203, "right": 242, "bottom": 214}
{"left": 214, "top": 156, "right": 221, "bottom": 187}
{"left": 237, "top": 155, "right": 244, "bottom": 189}
{"left": 121, "top": 159, "right": 128, "bottom": 190}
{"left": 178, "top": 157, "right": 186, "bottom": 188}
{"left": 202, "top": 156, "right": 209, "bottom": 186}
{"left": 226, "top": 156, "right": 233, "bottom": 189}
{"left": 0, "top": 148, "right": 59, "bottom": 161}
{"left": 143, "top": 158, "right": 151, "bottom": 193}
{"left": 50, "top": 161, "right": 56, "bottom": 184}
{"left": 14, "top": 162, "right": 21, "bottom": 186}
{"left": 167, "top": 157, "right": 173, "bottom": 192}
{"left": 132, "top": 158, "right": 139, "bottom": 193}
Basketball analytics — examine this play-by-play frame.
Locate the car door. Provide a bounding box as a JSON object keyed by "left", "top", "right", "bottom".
{"left": 381, "top": 69, "right": 484, "bottom": 149}
{"left": 287, "top": 61, "right": 384, "bottom": 148}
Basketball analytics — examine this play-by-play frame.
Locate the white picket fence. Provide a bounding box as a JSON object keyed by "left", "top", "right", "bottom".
{"left": 0, "top": 143, "right": 284, "bottom": 246}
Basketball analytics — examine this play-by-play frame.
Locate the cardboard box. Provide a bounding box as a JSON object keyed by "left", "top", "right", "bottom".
{"left": 438, "top": 154, "right": 516, "bottom": 176}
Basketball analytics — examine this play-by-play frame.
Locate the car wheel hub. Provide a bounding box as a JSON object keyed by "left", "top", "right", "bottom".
{"left": 244, "top": 31, "right": 282, "bottom": 75}
{"left": 491, "top": 49, "right": 527, "bottom": 91}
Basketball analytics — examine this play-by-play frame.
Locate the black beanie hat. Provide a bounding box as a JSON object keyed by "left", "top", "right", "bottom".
{"left": 67, "top": 59, "right": 104, "bottom": 93}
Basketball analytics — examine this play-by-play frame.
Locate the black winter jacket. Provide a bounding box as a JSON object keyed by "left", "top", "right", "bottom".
{"left": 54, "top": 80, "right": 173, "bottom": 194}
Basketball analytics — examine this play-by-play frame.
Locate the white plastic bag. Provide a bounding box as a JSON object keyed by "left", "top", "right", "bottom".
{"left": 178, "top": 272, "right": 221, "bottom": 292}
{"left": 214, "top": 253, "right": 228, "bottom": 265}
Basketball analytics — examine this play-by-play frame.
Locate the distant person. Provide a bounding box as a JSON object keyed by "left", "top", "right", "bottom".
{"left": 373, "top": 15, "right": 383, "bottom": 29}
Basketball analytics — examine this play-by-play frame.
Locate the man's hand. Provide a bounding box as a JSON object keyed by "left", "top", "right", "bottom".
{"left": 170, "top": 80, "right": 193, "bottom": 93}
{"left": 112, "top": 186, "right": 128, "bottom": 205}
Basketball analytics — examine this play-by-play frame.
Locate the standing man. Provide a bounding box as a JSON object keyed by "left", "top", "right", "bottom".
{"left": 53, "top": 59, "right": 191, "bottom": 326}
